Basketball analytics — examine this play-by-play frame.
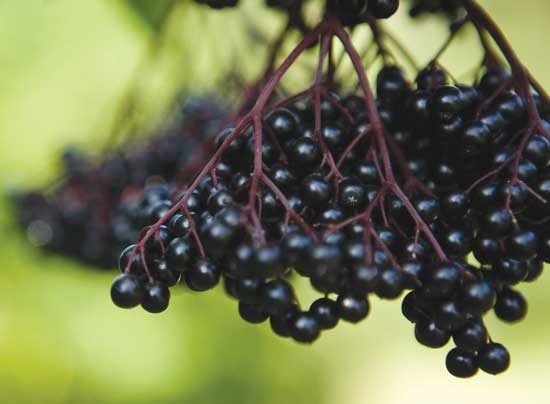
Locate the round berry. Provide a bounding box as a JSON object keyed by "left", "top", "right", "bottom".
{"left": 290, "top": 312, "right": 321, "bottom": 343}
{"left": 185, "top": 259, "right": 220, "bottom": 291}
{"left": 310, "top": 297, "right": 339, "bottom": 330}
{"left": 460, "top": 281, "right": 496, "bottom": 316}
{"left": 141, "top": 282, "right": 170, "bottom": 313}
{"left": 262, "top": 279, "right": 294, "bottom": 315}
{"left": 478, "top": 343, "right": 510, "bottom": 375}
{"left": 453, "top": 319, "right": 488, "bottom": 353}
{"left": 446, "top": 348, "right": 479, "bottom": 378}
{"left": 494, "top": 288, "right": 527, "bottom": 323}
{"left": 337, "top": 293, "right": 370, "bottom": 323}
{"left": 238, "top": 302, "right": 268, "bottom": 324}
{"left": 414, "top": 320, "right": 450, "bottom": 348}
{"left": 111, "top": 274, "right": 144, "bottom": 309}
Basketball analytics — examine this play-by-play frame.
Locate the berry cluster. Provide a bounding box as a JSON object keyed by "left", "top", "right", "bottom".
{"left": 15, "top": 0, "right": 548, "bottom": 379}
{"left": 12, "top": 97, "right": 226, "bottom": 268}
{"left": 113, "top": 3, "right": 550, "bottom": 374}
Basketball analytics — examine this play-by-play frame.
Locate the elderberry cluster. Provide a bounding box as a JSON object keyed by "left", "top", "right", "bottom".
{"left": 12, "top": 97, "right": 225, "bottom": 268}
{"left": 112, "top": 56, "right": 550, "bottom": 378}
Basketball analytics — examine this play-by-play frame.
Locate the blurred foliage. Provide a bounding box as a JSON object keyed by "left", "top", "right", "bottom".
{"left": 126, "top": 0, "right": 178, "bottom": 32}
{"left": 1, "top": 1, "right": 550, "bottom": 404}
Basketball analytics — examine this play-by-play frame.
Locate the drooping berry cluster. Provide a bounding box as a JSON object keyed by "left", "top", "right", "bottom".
{"left": 12, "top": 97, "right": 226, "bottom": 268}
{"left": 110, "top": 0, "right": 550, "bottom": 377}
{"left": 13, "top": 0, "right": 547, "bottom": 379}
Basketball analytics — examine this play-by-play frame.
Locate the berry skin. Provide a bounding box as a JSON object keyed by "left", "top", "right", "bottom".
{"left": 269, "top": 164, "right": 297, "bottom": 190}
{"left": 234, "top": 276, "right": 264, "bottom": 303}
{"left": 287, "top": 137, "right": 322, "bottom": 169}
{"left": 435, "top": 300, "right": 467, "bottom": 331}
{"left": 478, "top": 343, "right": 511, "bottom": 375}
{"left": 356, "top": 161, "right": 379, "bottom": 184}
{"left": 262, "top": 279, "right": 294, "bottom": 315}
{"left": 337, "top": 293, "right": 370, "bottom": 323}
{"left": 524, "top": 258, "right": 544, "bottom": 282}
{"left": 369, "top": 0, "right": 400, "bottom": 20}
{"left": 496, "top": 92, "right": 525, "bottom": 124}
{"left": 524, "top": 134, "right": 550, "bottom": 168}
{"left": 270, "top": 304, "right": 300, "bottom": 337}
{"left": 255, "top": 243, "right": 285, "bottom": 277}
{"left": 310, "top": 298, "right": 339, "bottom": 330}
{"left": 201, "top": 220, "right": 235, "bottom": 258}
{"left": 350, "top": 263, "right": 379, "bottom": 293}
{"left": 185, "top": 259, "right": 221, "bottom": 291}
{"left": 216, "top": 127, "right": 243, "bottom": 164}
{"left": 238, "top": 302, "right": 268, "bottom": 324}
{"left": 441, "top": 192, "right": 469, "bottom": 219}
{"left": 505, "top": 230, "right": 538, "bottom": 260}
{"left": 494, "top": 288, "right": 527, "bottom": 323}
{"left": 413, "top": 196, "right": 440, "bottom": 223}
{"left": 267, "top": 108, "right": 299, "bottom": 140}
{"left": 432, "top": 85, "right": 464, "bottom": 121}
{"left": 401, "top": 260, "right": 425, "bottom": 289}
{"left": 442, "top": 228, "right": 473, "bottom": 257}
{"left": 460, "top": 281, "right": 496, "bottom": 316}
{"left": 119, "top": 244, "right": 143, "bottom": 274}
{"left": 290, "top": 312, "right": 321, "bottom": 343}
{"left": 453, "top": 320, "right": 488, "bottom": 353}
{"left": 446, "top": 348, "right": 479, "bottom": 378}
{"left": 482, "top": 208, "right": 514, "bottom": 236}
{"left": 461, "top": 121, "right": 491, "bottom": 148}
{"left": 282, "top": 232, "right": 313, "bottom": 276}
{"left": 376, "top": 267, "right": 405, "bottom": 299}
{"left": 424, "top": 263, "right": 462, "bottom": 299}
{"left": 494, "top": 258, "right": 527, "bottom": 285}
{"left": 473, "top": 235, "right": 501, "bottom": 265}
{"left": 415, "top": 320, "right": 450, "bottom": 348}
{"left": 166, "top": 237, "right": 194, "bottom": 272}
{"left": 310, "top": 243, "right": 343, "bottom": 278}
{"left": 322, "top": 122, "right": 349, "bottom": 151}
{"left": 151, "top": 259, "right": 179, "bottom": 287}
{"left": 141, "top": 282, "right": 170, "bottom": 313}
{"left": 301, "top": 175, "right": 332, "bottom": 210}
{"left": 416, "top": 65, "right": 446, "bottom": 90}
{"left": 401, "top": 292, "right": 424, "bottom": 323}
{"left": 339, "top": 179, "right": 367, "bottom": 211}
{"left": 111, "top": 274, "right": 144, "bottom": 309}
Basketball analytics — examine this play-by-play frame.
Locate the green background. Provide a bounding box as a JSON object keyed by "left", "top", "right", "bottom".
{"left": 1, "top": 1, "right": 549, "bottom": 403}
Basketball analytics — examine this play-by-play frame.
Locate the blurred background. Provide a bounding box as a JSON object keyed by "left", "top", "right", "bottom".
{"left": 1, "top": 0, "right": 549, "bottom": 403}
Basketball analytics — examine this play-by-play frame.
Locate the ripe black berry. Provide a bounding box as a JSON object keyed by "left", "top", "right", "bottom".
{"left": 414, "top": 320, "right": 450, "bottom": 348}
{"left": 337, "top": 293, "right": 370, "bottom": 323}
{"left": 478, "top": 343, "right": 510, "bottom": 375}
{"left": 238, "top": 302, "right": 268, "bottom": 324}
{"left": 111, "top": 274, "right": 144, "bottom": 309}
{"left": 262, "top": 279, "right": 294, "bottom": 315}
{"left": 494, "top": 288, "right": 527, "bottom": 323}
{"left": 453, "top": 319, "right": 488, "bottom": 353}
{"left": 141, "top": 282, "right": 170, "bottom": 313}
{"left": 310, "top": 297, "right": 339, "bottom": 330}
{"left": 290, "top": 312, "right": 321, "bottom": 343}
{"left": 185, "top": 259, "right": 221, "bottom": 291}
{"left": 446, "top": 348, "right": 478, "bottom": 378}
